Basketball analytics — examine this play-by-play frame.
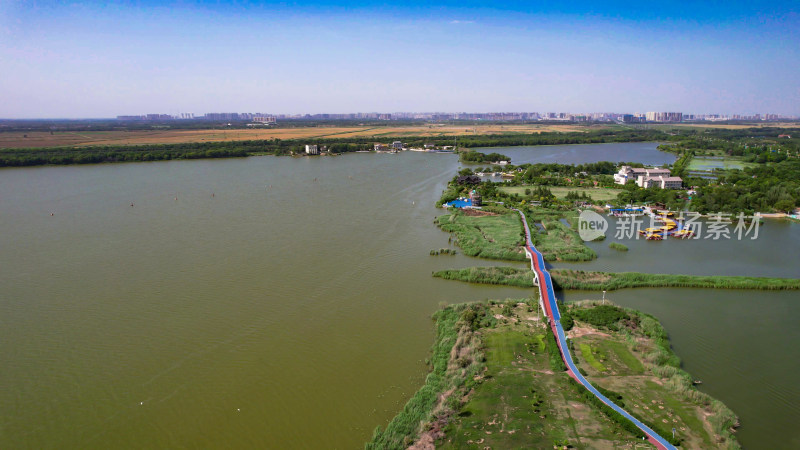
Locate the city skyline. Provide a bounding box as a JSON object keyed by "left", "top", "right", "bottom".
{"left": 1, "top": 1, "right": 798, "bottom": 118}
{"left": 106, "top": 110, "right": 797, "bottom": 122}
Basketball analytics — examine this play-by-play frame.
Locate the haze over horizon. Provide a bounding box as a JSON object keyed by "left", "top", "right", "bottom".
{"left": 1, "top": 0, "right": 798, "bottom": 119}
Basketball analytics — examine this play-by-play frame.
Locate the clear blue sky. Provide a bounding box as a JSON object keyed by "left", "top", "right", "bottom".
{"left": 1, "top": 1, "right": 798, "bottom": 118}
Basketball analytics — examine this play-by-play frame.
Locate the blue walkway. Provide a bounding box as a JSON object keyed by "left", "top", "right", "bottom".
{"left": 514, "top": 209, "right": 675, "bottom": 450}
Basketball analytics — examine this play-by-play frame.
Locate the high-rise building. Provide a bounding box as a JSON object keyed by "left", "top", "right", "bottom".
{"left": 645, "top": 112, "right": 683, "bottom": 122}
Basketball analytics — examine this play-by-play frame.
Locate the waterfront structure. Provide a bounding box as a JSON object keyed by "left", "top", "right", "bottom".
{"left": 391, "top": 141, "right": 403, "bottom": 150}
{"left": 374, "top": 143, "right": 389, "bottom": 151}
{"left": 305, "top": 144, "right": 319, "bottom": 155}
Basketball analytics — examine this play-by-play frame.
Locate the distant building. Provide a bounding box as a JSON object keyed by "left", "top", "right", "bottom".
{"left": 253, "top": 115, "right": 276, "bottom": 124}
{"left": 621, "top": 114, "right": 643, "bottom": 124}
{"left": 614, "top": 166, "right": 673, "bottom": 185}
{"left": 305, "top": 144, "right": 319, "bottom": 155}
{"left": 645, "top": 112, "right": 683, "bottom": 123}
{"left": 204, "top": 113, "right": 240, "bottom": 121}
{"left": 145, "top": 114, "right": 172, "bottom": 120}
{"left": 391, "top": 141, "right": 403, "bottom": 150}
{"left": 374, "top": 143, "right": 389, "bottom": 151}
{"left": 637, "top": 176, "right": 683, "bottom": 189}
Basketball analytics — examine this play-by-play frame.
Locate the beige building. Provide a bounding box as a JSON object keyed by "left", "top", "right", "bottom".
{"left": 637, "top": 175, "right": 683, "bottom": 189}
{"left": 614, "top": 165, "right": 682, "bottom": 189}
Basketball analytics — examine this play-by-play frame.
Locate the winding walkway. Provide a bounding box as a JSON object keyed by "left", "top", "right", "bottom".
{"left": 514, "top": 209, "right": 675, "bottom": 450}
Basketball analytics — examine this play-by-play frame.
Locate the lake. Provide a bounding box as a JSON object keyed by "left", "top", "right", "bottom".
{"left": 0, "top": 143, "right": 797, "bottom": 448}
{"left": 474, "top": 141, "right": 677, "bottom": 166}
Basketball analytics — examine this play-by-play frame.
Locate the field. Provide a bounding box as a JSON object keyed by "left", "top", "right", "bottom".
{"left": 432, "top": 301, "right": 739, "bottom": 449}
{"left": 435, "top": 211, "right": 527, "bottom": 261}
{"left": 0, "top": 124, "right": 598, "bottom": 149}
{"left": 501, "top": 185, "right": 624, "bottom": 202}
{"left": 524, "top": 209, "right": 597, "bottom": 261}
{"left": 655, "top": 122, "right": 800, "bottom": 131}
{"left": 687, "top": 157, "right": 758, "bottom": 171}
{"left": 3, "top": 122, "right": 798, "bottom": 149}
{"left": 438, "top": 302, "right": 648, "bottom": 449}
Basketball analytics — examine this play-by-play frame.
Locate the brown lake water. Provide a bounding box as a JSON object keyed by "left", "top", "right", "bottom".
{"left": 0, "top": 144, "right": 797, "bottom": 448}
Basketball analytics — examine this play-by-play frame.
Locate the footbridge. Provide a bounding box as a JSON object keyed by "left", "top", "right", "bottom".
{"left": 514, "top": 209, "right": 675, "bottom": 450}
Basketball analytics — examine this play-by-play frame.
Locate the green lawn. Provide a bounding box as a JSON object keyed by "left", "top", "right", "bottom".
{"left": 501, "top": 185, "right": 623, "bottom": 202}
{"left": 687, "top": 157, "right": 758, "bottom": 171}
{"left": 534, "top": 333, "right": 546, "bottom": 352}
{"left": 602, "top": 340, "right": 645, "bottom": 374}
{"left": 525, "top": 210, "right": 598, "bottom": 261}
{"left": 579, "top": 343, "right": 607, "bottom": 372}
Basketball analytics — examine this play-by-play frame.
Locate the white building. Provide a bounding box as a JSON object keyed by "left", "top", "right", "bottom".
{"left": 305, "top": 144, "right": 319, "bottom": 155}
{"left": 614, "top": 165, "right": 671, "bottom": 185}
{"left": 636, "top": 176, "right": 683, "bottom": 189}
{"left": 614, "top": 165, "right": 681, "bottom": 189}
{"left": 392, "top": 141, "right": 403, "bottom": 150}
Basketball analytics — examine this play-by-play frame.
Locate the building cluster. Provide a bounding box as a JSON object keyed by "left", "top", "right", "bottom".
{"left": 116, "top": 111, "right": 798, "bottom": 123}
{"left": 116, "top": 112, "right": 277, "bottom": 123}
{"left": 614, "top": 166, "right": 682, "bottom": 189}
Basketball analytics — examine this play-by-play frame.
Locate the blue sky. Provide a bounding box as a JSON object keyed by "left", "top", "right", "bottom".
{"left": 1, "top": 1, "right": 798, "bottom": 118}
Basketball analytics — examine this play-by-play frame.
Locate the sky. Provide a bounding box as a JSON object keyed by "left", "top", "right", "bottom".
{"left": 0, "top": 1, "right": 798, "bottom": 118}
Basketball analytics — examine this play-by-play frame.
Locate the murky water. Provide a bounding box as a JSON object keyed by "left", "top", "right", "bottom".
{"left": 474, "top": 141, "right": 677, "bottom": 166}
{"left": 0, "top": 144, "right": 796, "bottom": 448}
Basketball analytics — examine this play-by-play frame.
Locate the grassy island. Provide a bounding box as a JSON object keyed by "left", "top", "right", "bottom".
{"left": 434, "top": 211, "right": 527, "bottom": 261}
{"left": 368, "top": 300, "right": 740, "bottom": 449}
{"left": 609, "top": 242, "right": 629, "bottom": 251}
{"left": 435, "top": 209, "right": 596, "bottom": 262}
{"left": 433, "top": 266, "right": 800, "bottom": 291}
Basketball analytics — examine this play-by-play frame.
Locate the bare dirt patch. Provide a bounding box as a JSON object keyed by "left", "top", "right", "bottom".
{"left": 462, "top": 209, "right": 498, "bottom": 217}
{"left": 567, "top": 326, "right": 611, "bottom": 339}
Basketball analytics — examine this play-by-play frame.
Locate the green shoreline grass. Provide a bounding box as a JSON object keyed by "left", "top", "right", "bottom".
{"left": 433, "top": 266, "right": 800, "bottom": 291}
{"left": 365, "top": 303, "right": 490, "bottom": 449}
